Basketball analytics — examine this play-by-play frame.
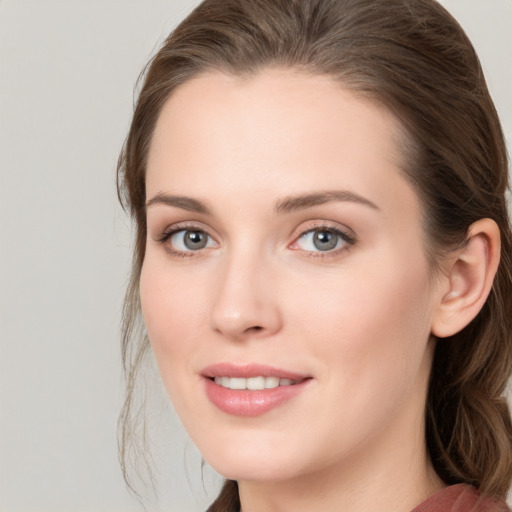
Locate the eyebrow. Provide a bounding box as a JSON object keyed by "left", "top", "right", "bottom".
{"left": 145, "top": 189, "right": 379, "bottom": 215}
{"left": 275, "top": 190, "right": 379, "bottom": 214}
{"left": 145, "top": 193, "right": 210, "bottom": 214}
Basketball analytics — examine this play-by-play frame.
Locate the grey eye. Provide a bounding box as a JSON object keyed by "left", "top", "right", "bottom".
{"left": 295, "top": 228, "right": 348, "bottom": 253}
{"left": 312, "top": 231, "right": 338, "bottom": 251}
{"left": 170, "top": 229, "right": 213, "bottom": 251}
{"left": 184, "top": 230, "right": 207, "bottom": 250}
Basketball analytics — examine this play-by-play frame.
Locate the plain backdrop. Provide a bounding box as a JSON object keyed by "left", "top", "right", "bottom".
{"left": 1, "top": 1, "right": 511, "bottom": 511}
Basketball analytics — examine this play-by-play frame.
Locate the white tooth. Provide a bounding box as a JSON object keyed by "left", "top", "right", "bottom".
{"left": 247, "top": 376, "right": 265, "bottom": 390}
{"left": 279, "top": 378, "right": 293, "bottom": 386}
{"left": 229, "top": 377, "right": 247, "bottom": 390}
{"left": 265, "top": 376, "right": 279, "bottom": 389}
{"left": 214, "top": 376, "right": 222, "bottom": 385}
{"left": 221, "top": 376, "right": 230, "bottom": 388}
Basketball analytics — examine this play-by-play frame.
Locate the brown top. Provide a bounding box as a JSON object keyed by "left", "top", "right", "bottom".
{"left": 207, "top": 482, "right": 510, "bottom": 512}
{"left": 411, "top": 484, "right": 510, "bottom": 512}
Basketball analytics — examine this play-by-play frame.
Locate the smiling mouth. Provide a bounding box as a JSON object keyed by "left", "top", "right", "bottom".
{"left": 211, "top": 376, "right": 304, "bottom": 390}
{"left": 203, "top": 365, "right": 312, "bottom": 416}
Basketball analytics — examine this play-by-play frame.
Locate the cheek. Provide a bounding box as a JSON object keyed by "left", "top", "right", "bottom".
{"left": 282, "top": 249, "right": 434, "bottom": 388}
{"left": 277, "top": 258, "right": 434, "bottom": 454}
{"left": 139, "top": 260, "right": 211, "bottom": 430}
{"left": 139, "top": 256, "right": 205, "bottom": 382}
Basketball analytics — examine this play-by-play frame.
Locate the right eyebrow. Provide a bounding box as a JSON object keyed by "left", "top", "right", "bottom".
{"left": 275, "top": 189, "right": 379, "bottom": 214}
{"left": 145, "top": 193, "right": 210, "bottom": 214}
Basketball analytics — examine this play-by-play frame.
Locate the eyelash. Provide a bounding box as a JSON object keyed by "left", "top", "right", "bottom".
{"left": 155, "top": 223, "right": 356, "bottom": 259}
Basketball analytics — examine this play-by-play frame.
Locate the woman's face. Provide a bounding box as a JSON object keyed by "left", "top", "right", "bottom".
{"left": 141, "top": 69, "right": 443, "bottom": 483}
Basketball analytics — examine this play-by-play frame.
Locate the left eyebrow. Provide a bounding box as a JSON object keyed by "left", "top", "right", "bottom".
{"left": 275, "top": 190, "right": 380, "bottom": 214}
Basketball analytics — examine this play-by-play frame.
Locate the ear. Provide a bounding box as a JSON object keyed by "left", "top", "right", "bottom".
{"left": 431, "top": 218, "right": 501, "bottom": 338}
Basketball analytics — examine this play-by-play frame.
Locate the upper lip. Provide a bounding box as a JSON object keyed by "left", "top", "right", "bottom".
{"left": 201, "top": 363, "right": 309, "bottom": 381}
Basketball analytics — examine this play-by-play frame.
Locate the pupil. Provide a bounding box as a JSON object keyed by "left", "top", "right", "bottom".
{"left": 313, "top": 231, "right": 337, "bottom": 251}
{"left": 185, "top": 230, "right": 206, "bottom": 249}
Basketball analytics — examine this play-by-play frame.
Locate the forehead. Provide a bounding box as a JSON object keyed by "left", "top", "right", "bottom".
{"left": 146, "top": 69, "right": 416, "bottom": 216}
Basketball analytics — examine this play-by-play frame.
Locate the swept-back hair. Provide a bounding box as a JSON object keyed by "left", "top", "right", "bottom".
{"left": 117, "top": 0, "right": 512, "bottom": 507}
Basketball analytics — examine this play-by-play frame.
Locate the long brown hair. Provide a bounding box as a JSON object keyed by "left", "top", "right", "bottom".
{"left": 117, "top": 0, "right": 512, "bottom": 507}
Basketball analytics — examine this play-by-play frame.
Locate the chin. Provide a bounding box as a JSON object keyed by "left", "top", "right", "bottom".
{"left": 190, "top": 435, "right": 297, "bottom": 482}
{"left": 208, "top": 456, "right": 300, "bottom": 483}
{"left": 195, "top": 429, "right": 306, "bottom": 482}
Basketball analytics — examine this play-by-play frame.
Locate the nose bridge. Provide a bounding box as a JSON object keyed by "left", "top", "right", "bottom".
{"left": 210, "top": 239, "right": 281, "bottom": 339}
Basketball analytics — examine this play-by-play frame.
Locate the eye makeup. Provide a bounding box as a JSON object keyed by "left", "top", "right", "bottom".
{"left": 152, "top": 219, "right": 357, "bottom": 261}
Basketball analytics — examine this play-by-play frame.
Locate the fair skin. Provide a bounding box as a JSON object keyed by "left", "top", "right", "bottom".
{"left": 140, "top": 69, "right": 499, "bottom": 512}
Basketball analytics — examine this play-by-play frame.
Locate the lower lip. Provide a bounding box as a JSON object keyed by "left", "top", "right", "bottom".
{"left": 204, "top": 378, "right": 310, "bottom": 417}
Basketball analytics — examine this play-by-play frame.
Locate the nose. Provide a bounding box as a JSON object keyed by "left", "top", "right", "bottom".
{"left": 210, "top": 248, "right": 282, "bottom": 341}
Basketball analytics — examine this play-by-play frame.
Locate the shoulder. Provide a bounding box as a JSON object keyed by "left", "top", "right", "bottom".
{"left": 411, "top": 484, "right": 510, "bottom": 512}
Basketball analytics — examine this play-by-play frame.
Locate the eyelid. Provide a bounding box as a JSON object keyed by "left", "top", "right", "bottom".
{"left": 289, "top": 220, "right": 356, "bottom": 241}
{"left": 154, "top": 220, "right": 215, "bottom": 241}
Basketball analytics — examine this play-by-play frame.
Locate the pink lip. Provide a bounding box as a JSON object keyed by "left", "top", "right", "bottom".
{"left": 201, "top": 363, "right": 308, "bottom": 380}
{"left": 201, "top": 363, "right": 312, "bottom": 417}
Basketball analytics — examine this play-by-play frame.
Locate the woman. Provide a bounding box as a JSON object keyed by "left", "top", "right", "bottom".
{"left": 117, "top": 0, "right": 512, "bottom": 510}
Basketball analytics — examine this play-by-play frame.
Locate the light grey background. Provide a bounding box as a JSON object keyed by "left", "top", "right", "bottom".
{"left": 1, "top": 1, "right": 511, "bottom": 511}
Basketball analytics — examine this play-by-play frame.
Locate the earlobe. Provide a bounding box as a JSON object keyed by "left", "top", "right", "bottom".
{"left": 431, "top": 218, "right": 501, "bottom": 338}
